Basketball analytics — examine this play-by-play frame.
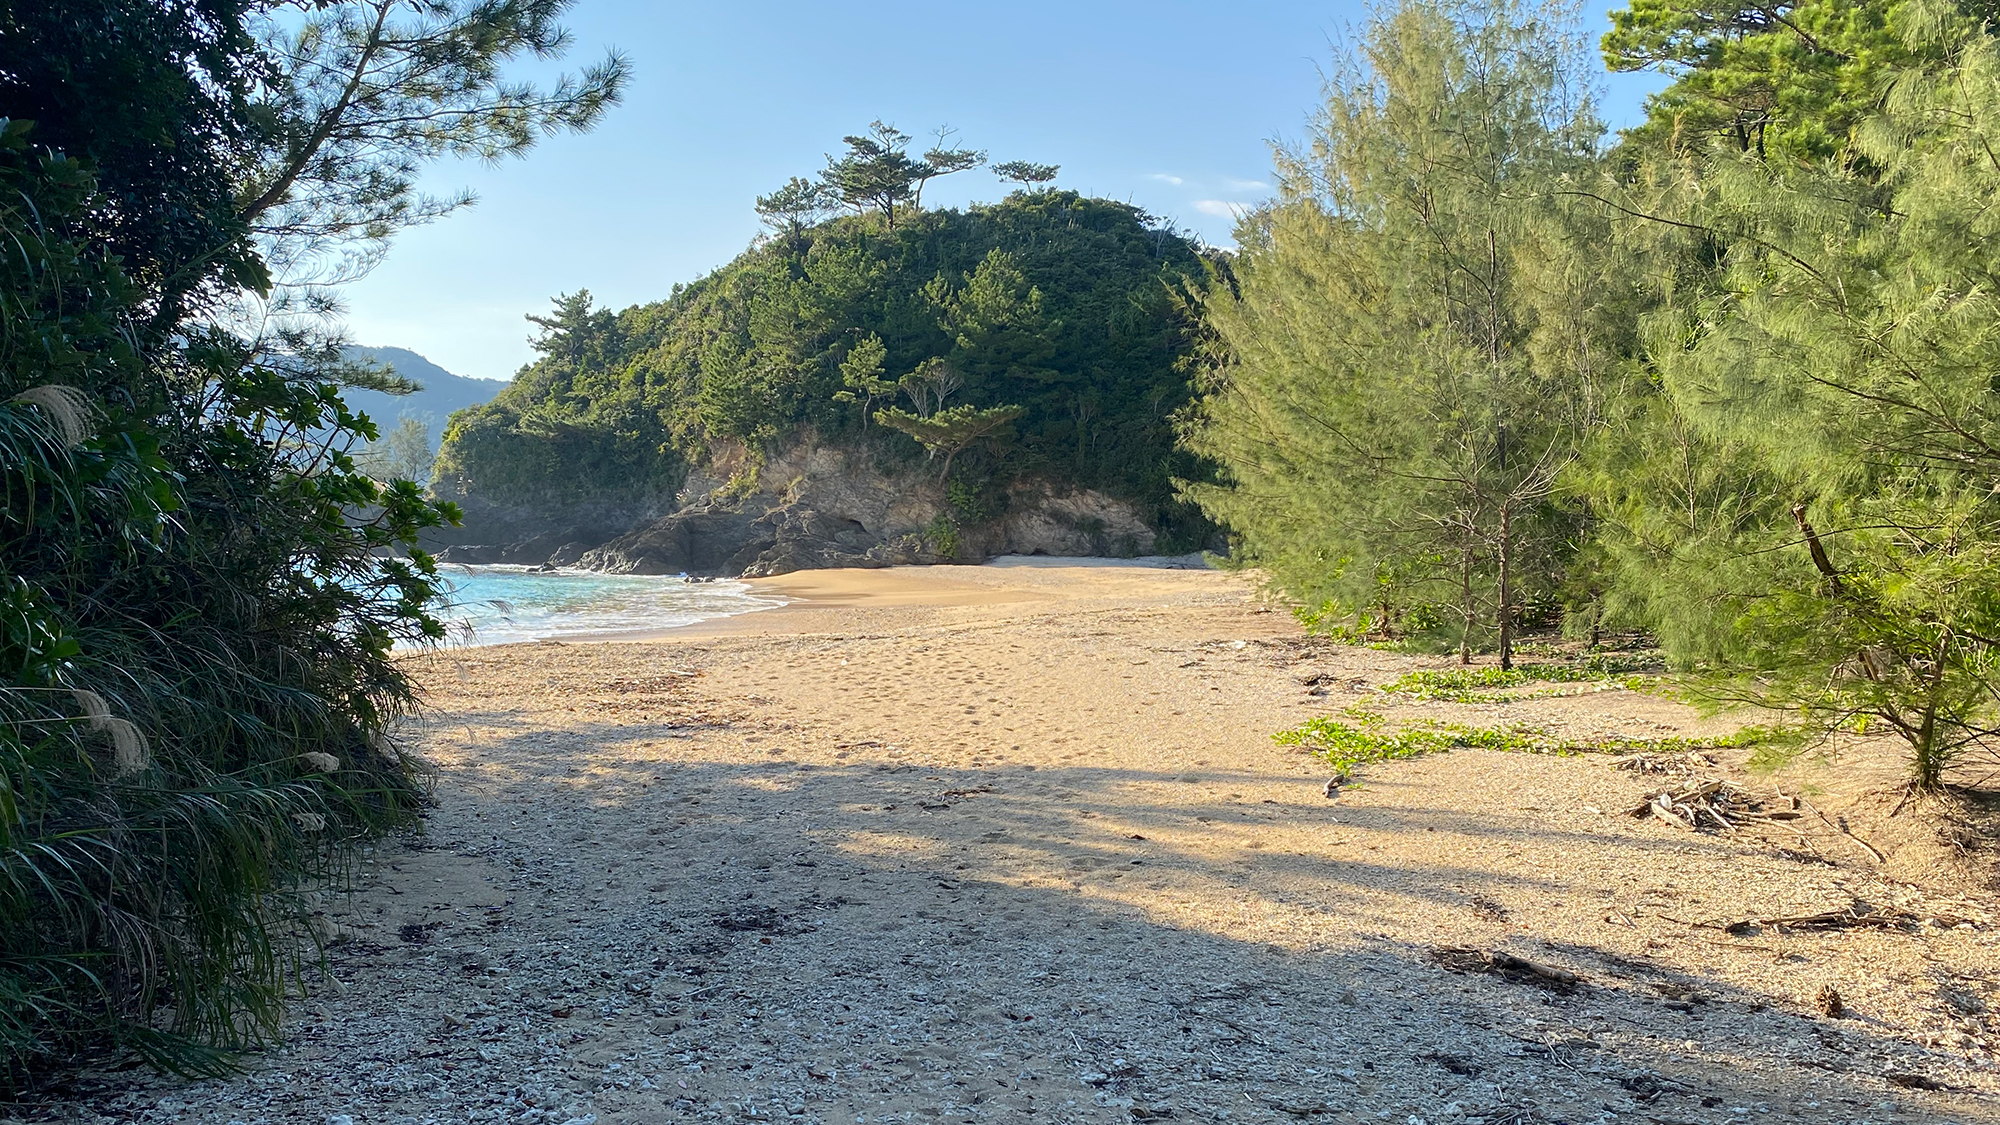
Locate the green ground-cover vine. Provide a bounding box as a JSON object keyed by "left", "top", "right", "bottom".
{"left": 1376, "top": 655, "right": 1662, "bottom": 703}
{"left": 1276, "top": 712, "right": 1774, "bottom": 776}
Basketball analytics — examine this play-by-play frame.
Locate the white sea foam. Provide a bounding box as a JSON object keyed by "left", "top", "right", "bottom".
{"left": 421, "top": 566, "right": 784, "bottom": 647}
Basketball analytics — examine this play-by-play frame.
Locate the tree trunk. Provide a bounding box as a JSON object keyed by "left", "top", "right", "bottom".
{"left": 1912, "top": 636, "right": 1952, "bottom": 791}
{"left": 1790, "top": 502, "right": 1844, "bottom": 596}
{"left": 1912, "top": 700, "right": 1940, "bottom": 791}
{"left": 1497, "top": 500, "right": 1514, "bottom": 671}
{"left": 1458, "top": 546, "right": 1475, "bottom": 665}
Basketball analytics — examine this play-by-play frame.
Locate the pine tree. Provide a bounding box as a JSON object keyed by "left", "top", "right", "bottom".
{"left": 1182, "top": 0, "right": 1616, "bottom": 665}
{"left": 875, "top": 402, "right": 1025, "bottom": 481}
{"left": 756, "top": 177, "right": 837, "bottom": 244}
{"left": 832, "top": 332, "right": 896, "bottom": 427}
{"left": 1590, "top": 5, "right": 2000, "bottom": 790}
{"left": 992, "top": 160, "right": 1060, "bottom": 189}
{"left": 358, "top": 414, "right": 436, "bottom": 485}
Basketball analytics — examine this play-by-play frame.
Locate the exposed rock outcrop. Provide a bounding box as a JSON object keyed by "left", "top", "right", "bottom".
{"left": 578, "top": 443, "right": 947, "bottom": 576}
{"left": 574, "top": 441, "right": 1164, "bottom": 578}
{"left": 431, "top": 438, "right": 1175, "bottom": 577}
{"left": 979, "top": 482, "right": 1158, "bottom": 558}
{"left": 419, "top": 480, "right": 678, "bottom": 568}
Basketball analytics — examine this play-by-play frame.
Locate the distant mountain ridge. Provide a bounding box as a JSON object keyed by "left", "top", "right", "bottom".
{"left": 341, "top": 345, "right": 509, "bottom": 448}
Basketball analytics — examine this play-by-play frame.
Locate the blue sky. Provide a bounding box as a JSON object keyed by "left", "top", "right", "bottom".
{"left": 340, "top": 1, "right": 1666, "bottom": 383}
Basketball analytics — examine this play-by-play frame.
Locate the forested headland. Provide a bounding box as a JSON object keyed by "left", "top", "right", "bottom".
{"left": 434, "top": 134, "right": 1219, "bottom": 560}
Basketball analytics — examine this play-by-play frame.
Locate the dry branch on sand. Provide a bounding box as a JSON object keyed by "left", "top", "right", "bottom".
{"left": 1618, "top": 758, "right": 1891, "bottom": 864}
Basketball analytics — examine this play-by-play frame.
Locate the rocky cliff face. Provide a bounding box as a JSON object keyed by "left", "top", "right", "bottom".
{"left": 433, "top": 439, "right": 1166, "bottom": 577}
{"left": 421, "top": 484, "right": 676, "bottom": 567}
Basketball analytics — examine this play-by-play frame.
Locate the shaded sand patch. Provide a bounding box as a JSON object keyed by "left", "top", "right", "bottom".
{"left": 36, "top": 564, "right": 2000, "bottom": 1125}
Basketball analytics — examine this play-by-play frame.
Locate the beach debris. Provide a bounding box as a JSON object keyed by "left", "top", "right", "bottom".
{"left": 1635, "top": 779, "right": 1758, "bottom": 829}
{"left": 1628, "top": 774, "right": 1890, "bottom": 865}
{"left": 1429, "top": 947, "right": 1581, "bottom": 992}
{"left": 1297, "top": 671, "right": 1368, "bottom": 696}
{"left": 1628, "top": 777, "right": 1801, "bottom": 831}
{"left": 1425, "top": 1052, "right": 1483, "bottom": 1076}
{"left": 1722, "top": 905, "right": 1918, "bottom": 936}
{"left": 710, "top": 906, "right": 818, "bottom": 936}
{"left": 1886, "top": 1072, "right": 1949, "bottom": 1091}
{"left": 1321, "top": 776, "right": 1342, "bottom": 799}
{"left": 1614, "top": 751, "right": 1714, "bottom": 776}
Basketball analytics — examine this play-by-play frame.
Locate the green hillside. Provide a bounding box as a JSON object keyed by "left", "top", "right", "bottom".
{"left": 436, "top": 190, "right": 1216, "bottom": 548}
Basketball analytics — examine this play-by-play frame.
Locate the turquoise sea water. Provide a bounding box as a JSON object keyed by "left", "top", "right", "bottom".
{"left": 428, "top": 566, "right": 784, "bottom": 647}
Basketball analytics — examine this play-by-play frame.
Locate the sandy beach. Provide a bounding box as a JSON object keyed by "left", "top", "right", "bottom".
{"left": 40, "top": 563, "right": 2000, "bottom": 1124}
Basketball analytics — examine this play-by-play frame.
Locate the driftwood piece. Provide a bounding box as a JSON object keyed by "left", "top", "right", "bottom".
{"left": 1430, "top": 946, "right": 1582, "bottom": 992}
{"left": 1630, "top": 777, "right": 1885, "bottom": 865}
{"left": 1483, "top": 950, "right": 1579, "bottom": 984}
{"left": 1720, "top": 906, "right": 1918, "bottom": 935}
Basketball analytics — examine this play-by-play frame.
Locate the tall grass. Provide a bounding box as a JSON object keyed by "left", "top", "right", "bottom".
{"left": 1, "top": 128, "right": 450, "bottom": 1088}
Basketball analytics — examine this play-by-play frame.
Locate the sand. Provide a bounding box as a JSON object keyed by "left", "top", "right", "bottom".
{"left": 32, "top": 563, "right": 2000, "bottom": 1124}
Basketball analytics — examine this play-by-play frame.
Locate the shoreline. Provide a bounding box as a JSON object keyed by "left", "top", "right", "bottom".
{"left": 436, "top": 556, "right": 1221, "bottom": 646}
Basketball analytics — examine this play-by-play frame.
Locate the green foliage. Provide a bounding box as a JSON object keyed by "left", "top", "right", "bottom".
{"left": 356, "top": 415, "right": 436, "bottom": 486}
{"left": 832, "top": 332, "right": 896, "bottom": 426}
{"left": 0, "top": 0, "right": 269, "bottom": 329}
{"left": 435, "top": 290, "right": 684, "bottom": 506}
{"left": 946, "top": 478, "right": 992, "bottom": 523}
{"left": 756, "top": 176, "right": 837, "bottom": 242}
{"left": 0, "top": 120, "right": 443, "bottom": 1086}
{"left": 875, "top": 403, "right": 1025, "bottom": 481}
{"left": 1601, "top": 0, "right": 2000, "bottom": 160}
{"left": 241, "top": 0, "right": 628, "bottom": 263}
{"left": 1275, "top": 712, "right": 1770, "bottom": 774}
{"left": 1377, "top": 656, "right": 1661, "bottom": 702}
{"left": 439, "top": 189, "right": 1215, "bottom": 539}
{"left": 924, "top": 513, "right": 962, "bottom": 559}
{"left": 0, "top": 0, "right": 619, "bottom": 1083}
{"left": 1586, "top": 11, "right": 2000, "bottom": 790}
{"left": 992, "top": 160, "right": 1060, "bottom": 187}
{"left": 1190, "top": 0, "right": 2000, "bottom": 793}
{"left": 819, "top": 121, "right": 984, "bottom": 229}
{"left": 1182, "top": 0, "right": 1625, "bottom": 667}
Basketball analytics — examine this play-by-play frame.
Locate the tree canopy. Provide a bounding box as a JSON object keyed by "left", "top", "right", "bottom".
{"left": 1186, "top": 0, "right": 2000, "bottom": 793}
{"left": 1184, "top": 0, "right": 1620, "bottom": 666}
{"left": 1587, "top": 2, "right": 2000, "bottom": 789}
{"left": 438, "top": 185, "right": 1217, "bottom": 549}
{"left": 1602, "top": 0, "right": 2000, "bottom": 159}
